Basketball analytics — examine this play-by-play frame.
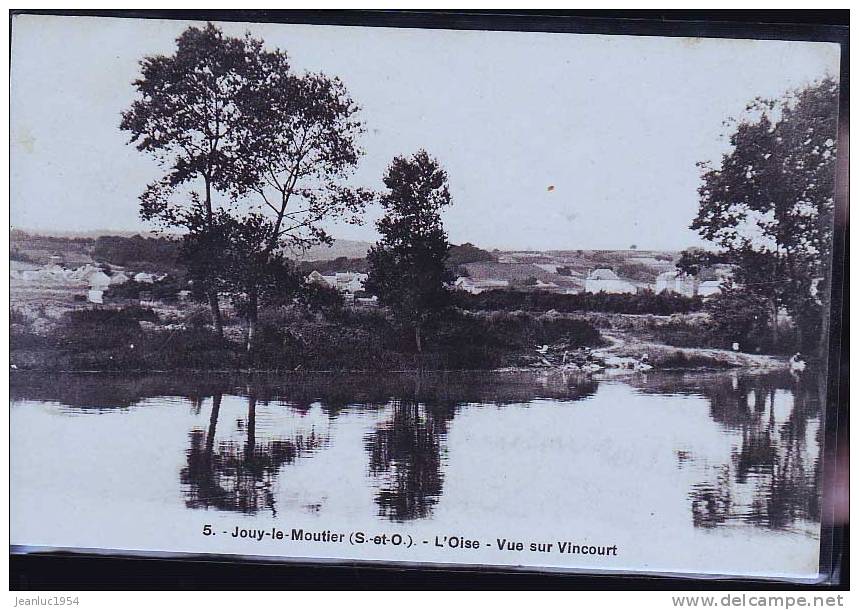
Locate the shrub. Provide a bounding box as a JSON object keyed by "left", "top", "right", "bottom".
{"left": 184, "top": 305, "right": 213, "bottom": 330}
{"left": 705, "top": 289, "right": 774, "bottom": 352}
{"left": 56, "top": 308, "right": 142, "bottom": 351}
{"left": 120, "top": 305, "right": 159, "bottom": 322}
{"left": 456, "top": 289, "right": 702, "bottom": 315}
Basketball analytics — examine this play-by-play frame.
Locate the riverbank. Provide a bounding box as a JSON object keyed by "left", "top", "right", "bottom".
{"left": 10, "top": 303, "right": 788, "bottom": 373}
{"left": 10, "top": 305, "right": 604, "bottom": 372}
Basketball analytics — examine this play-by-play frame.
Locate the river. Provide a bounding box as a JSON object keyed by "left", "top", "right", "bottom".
{"left": 10, "top": 369, "right": 825, "bottom": 580}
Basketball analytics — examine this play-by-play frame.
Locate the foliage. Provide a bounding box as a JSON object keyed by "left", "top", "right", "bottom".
{"left": 298, "top": 256, "right": 369, "bottom": 275}
{"left": 120, "top": 23, "right": 267, "bottom": 331}
{"left": 446, "top": 242, "right": 497, "bottom": 268}
{"left": 456, "top": 288, "right": 703, "bottom": 315}
{"left": 121, "top": 23, "right": 373, "bottom": 344}
{"left": 56, "top": 309, "right": 143, "bottom": 351}
{"left": 184, "top": 305, "right": 213, "bottom": 330}
{"left": 692, "top": 78, "right": 839, "bottom": 353}
{"left": 232, "top": 52, "right": 373, "bottom": 255}
{"left": 365, "top": 151, "right": 454, "bottom": 352}
{"left": 675, "top": 248, "right": 729, "bottom": 277}
{"left": 704, "top": 283, "right": 784, "bottom": 353}
{"left": 10, "top": 307, "right": 29, "bottom": 325}
{"left": 218, "top": 213, "right": 304, "bottom": 315}
{"left": 104, "top": 276, "right": 186, "bottom": 302}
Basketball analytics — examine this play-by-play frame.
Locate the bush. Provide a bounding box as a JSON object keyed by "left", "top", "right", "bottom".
{"left": 120, "top": 305, "right": 159, "bottom": 322}
{"left": 456, "top": 289, "right": 702, "bottom": 315}
{"left": 431, "top": 310, "right": 603, "bottom": 369}
{"left": 184, "top": 305, "right": 213, "bottom": 330}
{"left": 56, "top": 308, "right": 142, "bottom": 351}
{"left": 705, "top": 289, "right": 774, "bottom": 353}
{"left": 104, "top": 275, "right": 186, "bottom": 302}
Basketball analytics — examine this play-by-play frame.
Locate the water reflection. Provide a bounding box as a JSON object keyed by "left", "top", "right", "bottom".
{"left": 629, "top": 371, "right": 823, "bottom": 532}
{"left": 180, "top": 393, "right": 327, "bottom": 516}
{"left": 9, "top": 369, "right": 824, "bottom": 531}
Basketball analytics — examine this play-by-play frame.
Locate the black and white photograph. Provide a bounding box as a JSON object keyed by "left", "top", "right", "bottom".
{"left": 9, "top": 12, "right": 848, "bottom": 587}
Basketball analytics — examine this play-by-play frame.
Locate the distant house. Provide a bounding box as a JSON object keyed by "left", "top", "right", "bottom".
{"left": 335, "top": 272, "right": 367, "bottom": 294}
{"left": 697, "top": 280, "right": 722, "bottom": 297}
{"left": 584, "top": 268, "right": 636, "bottom": 294}
{"left": 655, "top": 269, "right": 726, "bottom": 298}
{"left": 86, "top": 270, "right": 111, "bottom": 304}
{"left": 308, "top": 271, "right": 368, "bottom": 300}
{"left": 655, "top": 270, "right": 698, "bottom": 297}
{"left": 134, "top": 272, "right": 155, "bottom": 283}
{"left": 109, "top": 271, "right": 129, "bottom": 285}
{"left": 454, "top": 276, "right": 509, "bottom": 294}
{"left": 306, "top": 270, "right": 327, "bottom": 286}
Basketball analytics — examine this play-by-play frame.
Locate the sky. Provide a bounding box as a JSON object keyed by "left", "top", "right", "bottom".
{"left": 10, "top": 14, "right": 841, "bottom": 250}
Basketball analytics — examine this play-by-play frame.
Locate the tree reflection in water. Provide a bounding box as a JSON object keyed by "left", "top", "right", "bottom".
{"left": 654, "top": 371, "right": 824, "bottom": 532}
{"left": 365, "top": 397, "right": 452, "bottom": 521}
{"left": 364, "top": 372, "right": 598, "bottom": 522}
{"left": 181, "top": 392, "right": 327, "bottom": 516}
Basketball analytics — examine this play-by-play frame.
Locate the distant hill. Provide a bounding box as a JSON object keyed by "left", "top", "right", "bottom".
{"left": 12, "top": 227, "right": 164, "bottom": 239}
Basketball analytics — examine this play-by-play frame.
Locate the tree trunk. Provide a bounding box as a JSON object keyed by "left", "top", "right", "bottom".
{"left": 771, "top": 298, "right": 779, "bottom": 350}
{"left": 208, "top": 291, "right": 223, "bottom": 338}
{"left": 246, "top": 289, "right": 258, "bottom": 354}
{"left": 202, "top": 173, "right": 223, "bottom": 339}
{"left": 414, "top": 324, "right": 422, "bottom": 354}
{"left": 245, "top": 395, "right": 256, "bottom": 460}
{"left": 205, "top": 394, "right": 222, "bottom": 458}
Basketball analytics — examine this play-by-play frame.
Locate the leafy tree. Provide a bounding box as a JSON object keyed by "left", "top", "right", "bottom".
{"left": 120, "top": 23, "right": 262, "bottom": 335}
{"left": 122, "top": 23, "right": 371, "bottom": 348}
{"left": 446, "top": 242, "right": 497, "bottom": 268}
{"left": 692, "top": 78, "right": 839, "bottom": 353}
{"left": 675, "top": 248, "right": 729, "bottom": 278}
{"left": 365, "top": 151, "right": 454, "bottom": 353}
{"left": 224, "top": 51, "right": 372, "bottom": 349}
{"left": 704, "top": 281, "right": 774, "bottom": 352}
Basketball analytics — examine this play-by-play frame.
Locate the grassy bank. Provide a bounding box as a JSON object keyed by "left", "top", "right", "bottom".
{"left": 11, "top": 301, "right": 792, "bottom": 373}
{"left": 10, "top": 305, "right": 604, "bottom": 372}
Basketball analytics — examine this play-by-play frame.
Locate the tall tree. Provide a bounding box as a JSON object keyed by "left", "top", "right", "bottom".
{"left": 120, "top": 23, "right": 261, "bottom": 336}
{"left": 692, "top": 78, "right": 839, "bottom": 353}
{"left": 122, "top": 24, "right": 371, "bottom": 349}
{"left": 365, "top": 151, "right": 454, "bottom": 353}
{"left": 226, "top": 54, "right": 372, "bottom": 350}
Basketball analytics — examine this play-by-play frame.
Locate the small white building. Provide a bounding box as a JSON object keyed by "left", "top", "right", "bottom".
{"left": 584, "top": 269, "right": 636, "bottom": 294}
{"left": 454, "top": 277, "right": 509, "bottom": 294}
{"left": 655, "top": 270, "right": 724, "bottom": 298}
{"left": 134, "top": 272, "right": 155, "bottom": 283}
{"left": 655, "top": 270, "right": 698, "bottom": 297}
{"left": 86, "top": 270, "right": 111, "bottom": 304}
{"left": 306, "top": 270, "right": 327, "bottom": 286}
{"left": 308, "top": 271, "right": 369, "bottom": 300}
{"left": 109, "top": 271, "right": 129, "bottom": 285}
{"left": 698, "top": 280, "right": 722, "bottom": 297}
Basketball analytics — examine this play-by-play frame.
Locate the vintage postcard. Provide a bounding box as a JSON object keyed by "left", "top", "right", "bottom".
{"left": 9, "top": 13, "right": 845, "bottom": 582}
